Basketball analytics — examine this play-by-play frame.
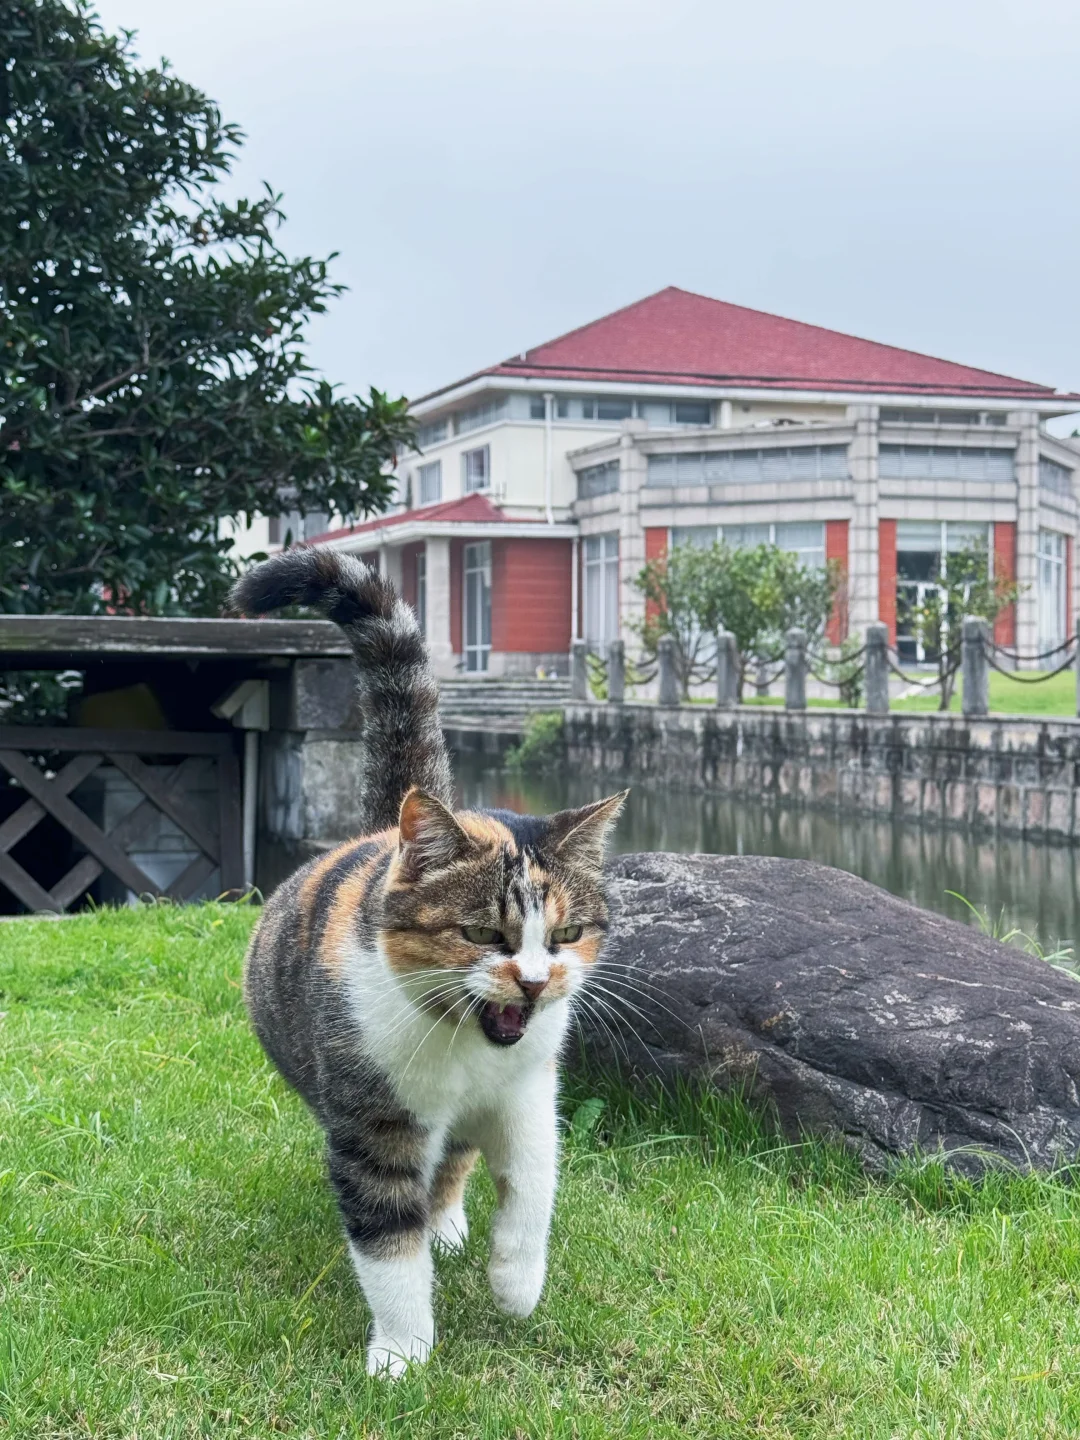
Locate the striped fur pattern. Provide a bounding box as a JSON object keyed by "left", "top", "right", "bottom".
{"left": 229, "top": 550, "right": 626, "bottom": 1376}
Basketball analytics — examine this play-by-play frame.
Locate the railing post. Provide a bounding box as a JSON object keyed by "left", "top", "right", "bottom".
{"left": 1075, "top": 619, "right": 1080, "bottom": 719}
{"left": 864, "top": 623, "right": 890, "bottom": 715}
{"left": 657, "top": 636, "right": 680, "bottom": 706}
{"left": 961, "top": 616, "right": 989, "bottom": 717}
{"left": 606, "top": 639, "right": 625, "bottom": 704}
{"left": 784, "top": 627, "right": 807, "bottom": 710}
{"left": 569, "top": 639, "right": 589, "bottom": 701}
{"left": 716, "top": 630, "right": 738, "bottom": 709}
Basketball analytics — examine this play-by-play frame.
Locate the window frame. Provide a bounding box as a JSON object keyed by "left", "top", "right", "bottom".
{"left": 462, "top": 445, "right": 491, "bottom": 494}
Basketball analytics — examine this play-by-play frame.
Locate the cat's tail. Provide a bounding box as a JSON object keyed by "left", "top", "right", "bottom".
{"left": 226, "top": 547, "right": 453, "bottom": 832}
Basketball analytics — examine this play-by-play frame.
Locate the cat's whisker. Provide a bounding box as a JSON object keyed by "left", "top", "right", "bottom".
{"left": 575, "top": 988, "right": 650, "bottom": 1057}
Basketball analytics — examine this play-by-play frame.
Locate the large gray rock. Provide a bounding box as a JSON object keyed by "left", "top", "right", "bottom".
{"left": 587, "top": 852, "right": 1080, "bottom": 1173}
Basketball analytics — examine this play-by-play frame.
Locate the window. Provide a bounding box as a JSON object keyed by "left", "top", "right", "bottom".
{"left": 529, "top": 397, "right": 546, "bottom": 420}
{"left": 583, "top": 534, "right": 620, "bottom": 648}
{"left": 416, "top": 550, "right": 427, "bottom": 637}
{"left": 463, "top": 542, "right": 492, "bottom": 672}
{"left": 648, "top": 446, "right": 848, "bottom": 486}
{"left": 1038, "top": 530, "right": 1068, "bottom": 653}
{"left": 577, "top": 460, "right": 620, "bottom": 500}
{"left": 879, "top": 446, "right": 1014, "bottom": 481}
{"left": 463, "top": 446, "right": 490, "bottom": 493}
{"left": 454, "top": 398, "right": 507, "bottom": 435}
{"left": 269, "top": 511, "right": 328, "bottom": 545}
{"left": 417, "top": 419, "right": 448, "bottom": 448}
{"left": 880, "top": 408, "right": 1006, "bottom": 426}
{"left": 671, "top": 522, "right": 825, "bottom": 570}
{"left": 418, "top": 460, "right": 442, "bottom": 506}
{"left": 673, "top": 401, "right": 711, "bottom": 425}
{"left": 1040, "top": 457, "right": 1074, "bottom": 495}
{"left": 895, "top": 521, "right": 990, "bottom": 665}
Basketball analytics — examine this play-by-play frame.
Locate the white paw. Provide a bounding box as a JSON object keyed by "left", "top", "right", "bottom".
{"left": 366, "top": 1330, "right": 432, "bottom": 1378}
{"left": 430, "top": 1203, "right": 469, "bottom": 1253}
{"left": 488, "top": 1254, "right": 546, "bottom": 1317}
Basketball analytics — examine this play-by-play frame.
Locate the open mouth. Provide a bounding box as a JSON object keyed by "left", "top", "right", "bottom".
{"left": 479, "top": 1001, "right": 533, "bottom": 1045}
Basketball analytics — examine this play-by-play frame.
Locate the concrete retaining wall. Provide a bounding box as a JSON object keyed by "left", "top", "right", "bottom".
{"left": 564, "top": 702, "right": 1080, "bottom": 843}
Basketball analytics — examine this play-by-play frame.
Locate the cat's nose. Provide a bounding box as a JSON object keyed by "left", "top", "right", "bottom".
{"left": 517, "top": 977, "right": 548, "bottom": 1003}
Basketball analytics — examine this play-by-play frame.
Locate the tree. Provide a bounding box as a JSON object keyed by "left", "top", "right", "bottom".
{"left": 899, "top": 542, "right": 1018, "bottom": 710}
{"left": 0, "top": 0, "right": 414, "bottom": 617}
{"left": 634, "top": 540, "right": 839, "bottom": 699}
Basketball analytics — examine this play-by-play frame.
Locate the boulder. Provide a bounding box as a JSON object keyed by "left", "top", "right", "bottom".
{"left": 586, "top": 852, "right": 1080, "bottom": 1174}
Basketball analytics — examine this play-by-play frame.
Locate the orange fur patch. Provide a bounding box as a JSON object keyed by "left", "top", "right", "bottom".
{"left": 317, "top": 831, "right": 395, "bottom": 973}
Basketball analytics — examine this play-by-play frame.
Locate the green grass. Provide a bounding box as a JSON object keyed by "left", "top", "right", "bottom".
{"left": 5, "top": 906, "right": 1080, "bottom": 1438}
{"left": 689, "top": 669, "right": 1077, "bottom": 715}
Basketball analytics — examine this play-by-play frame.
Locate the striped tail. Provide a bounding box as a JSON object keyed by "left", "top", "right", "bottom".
{"left": 226, "top": 548, "right": 453, "bottom": 832}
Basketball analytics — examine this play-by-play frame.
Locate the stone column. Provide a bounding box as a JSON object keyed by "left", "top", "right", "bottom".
{"left": 424, "top": 538, "right": 454, "bottom": 677}
{"left": 962, "top": 616, "right": 990, "bottom": 717}
{"left": 847, "top": 404, "right": 880, "bottom": 633}
{"left": 1011, "top": 410, "right": 1040, "bottom": 664}
{"left": 785, "top": 628, "right": 807, "bottom": 710}
{"left": 657, "top": 636, "right": 680, "bottom": 706}
{"left": 379, "top": 543, "right": 403, "bottom": 594}
{"left": 570, "top": 639, "right": 589, "bottom": 701}
{"left": 606, "top": 639, "right": 625, "bottom": 704}
{"left": 716, "top": 631, "right": 738, "bottom": 709}
{"left": 865, "top": 623, "right": 890, "bottom": 714}
{"left": 617, "top": 420, "right": 648, "bottom": 646}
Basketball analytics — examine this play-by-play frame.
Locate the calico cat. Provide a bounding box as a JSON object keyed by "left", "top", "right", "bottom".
{"left": 226, "top": 548, "right": 625, "bottom": 1377}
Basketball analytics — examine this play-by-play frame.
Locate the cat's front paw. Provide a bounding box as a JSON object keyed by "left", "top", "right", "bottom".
{"left": 488, "top": 1254, "right": 546, "bottom": 1317}
{"left": 366, "top": 1328, "right": 432, "bottom": 1378}
{"left": 429, "top": 1202, "right": 468, "bottom": 1253}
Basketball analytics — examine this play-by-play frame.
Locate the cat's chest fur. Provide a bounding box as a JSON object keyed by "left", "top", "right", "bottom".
{"left": 343, "top": 939, "right": 569, "bottom": 1128}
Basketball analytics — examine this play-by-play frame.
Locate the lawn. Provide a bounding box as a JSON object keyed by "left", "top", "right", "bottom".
{"left": 732, "top": 669, "right": 1077, "bottom": 715}
{"left": 4, "top": 906, "right": 1080, "bottom": 1438}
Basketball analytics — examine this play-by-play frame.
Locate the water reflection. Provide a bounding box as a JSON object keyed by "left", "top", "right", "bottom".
{"left": 454, "top": 756, "right": 1080, "bottom": 959}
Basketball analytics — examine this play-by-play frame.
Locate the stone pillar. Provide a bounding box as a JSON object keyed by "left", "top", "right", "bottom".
{"left": 785, "top": 627, "right": 807, "bottom": 710}
{"left": 570, "top": 639, "right": 589, "bottom": 701}
{"left": 1011, "top": 410, "right": 1040, "bottom": 665}
{"left": 657, "top": 636, "right": 680, "bottom": 706}
{"left": 716, "top": 630, "right": 738, "bottom": 709}
{"left": 962, "top": 616, "right": 990, "bottom": 717}
{"left": 424, "top": 538, "right": 454, "bottom": 678}
{"left": 847, "top": 404, "right": 880, "bottom": 633}
{"left": 617, "top": 420, "right": 648, "bottom": 646}
{"left": 379, "top": 543, "right": 403, "bottom": 594}
{"left": 606, "top": 639, "right": 625, "bottom": 704}
{"left": 865, "top": 623, "right": 890, "bottom": 715}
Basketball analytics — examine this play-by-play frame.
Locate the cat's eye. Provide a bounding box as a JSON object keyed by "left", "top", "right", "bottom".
{"left": 462, "top": 925, "right": 504, "bottom": 946}
{"left": 551, "top": 924, "right": 584, "bottom": 944}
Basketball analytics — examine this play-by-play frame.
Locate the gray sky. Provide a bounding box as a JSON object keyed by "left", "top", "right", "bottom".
{"left": 97, "top": 0, "right": 1080, "bottom": 424}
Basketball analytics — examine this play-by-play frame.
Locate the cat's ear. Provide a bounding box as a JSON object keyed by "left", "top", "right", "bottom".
{"left": 397, "top": 788, "right": 475, "bottom": 879}
{"left": 547, "top": 791, "right": 628, "bottom": 870}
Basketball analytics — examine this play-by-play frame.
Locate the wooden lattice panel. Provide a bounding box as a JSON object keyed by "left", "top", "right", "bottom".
{"left": 0, "top": 728, "right": 243, "bottom": 913}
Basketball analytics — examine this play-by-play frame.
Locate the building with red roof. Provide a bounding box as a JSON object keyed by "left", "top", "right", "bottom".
{"left": 291, "top": 288, "right": 1080, "bottom": 677}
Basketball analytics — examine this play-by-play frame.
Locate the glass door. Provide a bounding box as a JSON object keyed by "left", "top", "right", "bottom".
{"left": 463, "top": 541, "right": 492, "bottom": 673}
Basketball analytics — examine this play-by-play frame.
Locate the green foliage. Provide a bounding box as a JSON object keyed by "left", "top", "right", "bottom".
{"left": 899, "top": 542, "right": 1019, "bottom": 711}
{"left": 829, "top": 633, "right": 865, "bottom": 708}
{"left": 634, "top": 540, "right": 839, "bottom": 699}
{"left": 504, "top": 710, "right": 565, "bottom": 773}
{"left": 945, "top": 890, "right": 1076, "bottom": 972}
{"left": 0, "top": 666, "right": 82, "bottom": 722}
{"left": 6, "top": 904, "right": 1080, "bottom": 1437}
{"left": 586, "top": 650, "right": 608, "bottom": 700}
{"left": 0, "top": 0, "right": 414, "bottom": 616}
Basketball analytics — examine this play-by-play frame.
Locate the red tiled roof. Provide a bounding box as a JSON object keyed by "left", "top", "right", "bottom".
{"left": 422, "top": 287, "right": 1075, "bottom": 402}
{"left": 306, "top": 492, "right": 512, "bottom": 546}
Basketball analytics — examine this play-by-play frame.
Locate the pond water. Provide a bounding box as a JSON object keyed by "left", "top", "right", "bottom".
{"left": 453, "top": 754, "right": 1080, "bottom": 962}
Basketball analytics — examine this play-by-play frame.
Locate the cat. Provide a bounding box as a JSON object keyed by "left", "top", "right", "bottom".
{"left": 226, "top": 547, "right": 625, "bottom": 1377}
